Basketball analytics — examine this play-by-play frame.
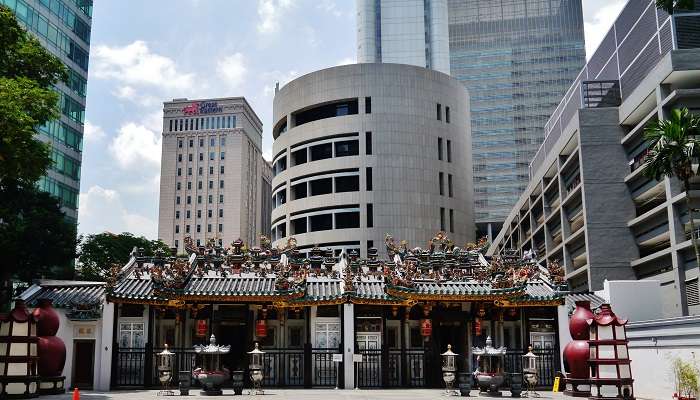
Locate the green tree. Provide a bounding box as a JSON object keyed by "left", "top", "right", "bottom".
{"left": 0, "top": 5, "right": 74, "bottom": 309}
{"left": 656, "top": 0, "right": 695, "bottom": 14}
{"left": 643, "top": 108, "right": 700, "bottom": 268}
{"left": 77, "top": 233, "right": 173, "bottom": 281}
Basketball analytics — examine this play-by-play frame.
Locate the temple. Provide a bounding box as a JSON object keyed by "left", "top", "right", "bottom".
{"left": 93, "top": 232, "right": 565, "bottom": 389}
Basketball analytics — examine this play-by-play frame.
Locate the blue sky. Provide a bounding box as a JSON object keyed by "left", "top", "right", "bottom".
{"left": 77, "top": 0, "right": 626, "bottom": 240}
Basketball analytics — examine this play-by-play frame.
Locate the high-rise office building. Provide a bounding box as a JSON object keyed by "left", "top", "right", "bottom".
{"left": 356, "top": 0, "right": 586, "bottom": 238}
{"left": 158, "top": 97, "right": 272, "bottom": 252}
{"left": 357, "top": 0, "right": 450, "bottom": 74}
{"left": 449, "top": 0, "right": 586, "bottom": 238}
{"left": 2, "top": 0, "right": 93, "bottom": 222}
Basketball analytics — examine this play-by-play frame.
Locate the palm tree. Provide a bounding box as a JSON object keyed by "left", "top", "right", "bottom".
{"left": 644, "top": 108, "right": 700, "bottom": 268}
{"left": 656, "top": 0, "right": 695, "bottom": 14}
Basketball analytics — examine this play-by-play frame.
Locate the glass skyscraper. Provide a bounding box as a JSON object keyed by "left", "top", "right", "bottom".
{"left": 1, "top": 0, "right": 92, "bottom": 223}
{"left": 448, "top": 0, "right": 585, "bottom": 237}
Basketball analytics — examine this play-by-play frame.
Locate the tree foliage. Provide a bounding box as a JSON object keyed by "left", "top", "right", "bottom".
{"left": 656, "top": 0, "right": 696, "bottom": 14}
{"left": 0, "top": 5, "right": 74, "bottom": 309}
{"left": 644, "top": 108, "right": 700, "bottom": 268}
{"left": 77, "top": 233, "right": 173, "bottom": 281}
{"left": 0, "top": 5, "right": 67, "bottom": 187}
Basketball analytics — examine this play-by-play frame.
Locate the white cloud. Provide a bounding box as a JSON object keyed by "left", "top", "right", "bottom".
{"left": 79, "top": 185, "right": 157, "bottom": 238}
{"left": 83, "top": 120, "right": 105, "bottom": 143}
{"left": 335, "top": 56, "right": 356, "bottom": 66}
{"left": 262, "top": 69, "right": 299, "bottom": 97}
{"left": 257, "top": 0, "right": 295, "bottom": 34}
{"left": 316, "top": 0, "right": 342, "bottom": 17}
{"left": 109, "top": 122, "right": 161, "bottom": 170}
{"left": 583, "top": 0, "right": 626, "bottom": 60}
{"left": 216, "top": 53, "right": 248, "bottom": 90}
{"left": 92, "top": 40, "right": 196, "bottom": 91}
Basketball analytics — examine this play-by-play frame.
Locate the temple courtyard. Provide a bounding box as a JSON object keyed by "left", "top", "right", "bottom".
{"left": 42, "top": 389, "right": 569, "bottom": 400}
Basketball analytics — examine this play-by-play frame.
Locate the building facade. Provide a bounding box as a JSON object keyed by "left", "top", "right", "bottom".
{"left": 357, "top": 0, "right": 450, "bottom": 74}
{"left": 157, "top": 97, "right": 271, "bottom": 253}
{"left": 448, "top": 0, "right": 586, "bottom": 237}
{"left": 487, "top": 0, "right": 700, "bottom": 317}
{"left": 2, "top": 0, "right": 93, "bottom": 222}
{"left": 270, "top": 63, "right": 474, "bottom": 257}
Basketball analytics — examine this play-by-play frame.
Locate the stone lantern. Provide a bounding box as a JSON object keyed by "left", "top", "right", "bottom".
{"left": 157, "top": 344, "right": 175, "bottom": 396}
{"left": 441, "top": 344, "right": 458, "bottom": 395}
{"left": 588, "top": 304, "right": 634, "bottom": 399}
{"left": 248, "top": 343, "right": 266, "bottom": 395}
{"left": 522, "top": 346, "right": 539, "bottom": 397}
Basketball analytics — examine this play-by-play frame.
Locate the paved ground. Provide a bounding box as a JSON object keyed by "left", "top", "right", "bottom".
{"left": 43, "top": 389, "right": 566, "bottom": 400}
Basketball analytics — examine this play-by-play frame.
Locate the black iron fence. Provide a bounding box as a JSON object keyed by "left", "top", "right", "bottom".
{"left": 113, "top": 346, "right": 557, "bottom": 390}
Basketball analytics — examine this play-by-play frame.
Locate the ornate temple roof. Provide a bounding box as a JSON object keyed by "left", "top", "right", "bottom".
{"left": 105, "top": 233, "right": 568, "bottom": 307}
{"left": 21, "top": 280, "right": 105, "bottom": 308}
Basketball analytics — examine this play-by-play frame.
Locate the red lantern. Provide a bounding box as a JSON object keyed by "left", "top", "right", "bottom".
{"left": 420, "top": 318, "right": 432, "bottom": 337}
{"left": 474, "top": 318, "right": 482, "bottom": 336}
{"left": 196, "top": 319, "right": 207, "bottom": 337}
{"left": 256, "top": 319, "right": 267, "bottom": 338}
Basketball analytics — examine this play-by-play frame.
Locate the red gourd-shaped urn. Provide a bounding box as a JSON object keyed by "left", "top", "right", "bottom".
{"left": 33, "top": 299, "right": 66, "bottom": 377}
{"left": 569, "top": 300, "right": 593, "bottom": 340}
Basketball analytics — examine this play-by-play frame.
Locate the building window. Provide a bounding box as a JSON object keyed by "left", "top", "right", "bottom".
{"left": 210, "top": 166, "right": 214, "bottom": 174}
{"left": 187, "top": 196, "right": 191, "bottom": 205}
{"left": 210, "top": 137, "right": 215, "bottom": 146}
{"left": 439, "top": 172, "right": 444, "bottom": 196}
{"left": 187, "top": 167, "right": 192, "bottom": 176}
{"left": 334, "top": 140, "right": 359, "bottom": 157}
{"left": 310, "top": 178, "right": 332, "bottom": 196}
{"left": 309, "top": 214, "right": 333, "bottom": 232}
{"left": 208, "top": 209, "right": 212, "bottom": 218}
{"left": 176, "top": 196, "right": 181, "bottom": 205}
{"left": 310, "top": 143, "right": 332, "bottom": 161}
{"left": 175, "top": 225, "right": 180, "bottom": 234}
{"left": 170, "top": 120, "right": 173, "bottom": 132}
{"left": 175, "top": 210, "right": 180, "bottom": 219}
{"left": 437, "top": 103, "right": 442, "bottom": 121}
{"left": 177, "top": 168, "right": 182, "bottom": 176}
{"left": 448, "top": 174, "right": 453, "bottom": 197}
{"left": 220, "top": 165, "right": 225, "bottom": 174}
{"left": 178, "top": 139, "right": 182, "bottom": 148}
{"left": 440, "top": 207, "right": 445, "bottom": 231}
{"left": 198, "top": 167, "right": 203, "bottom": 176}
{"left": 438, "top": 138, "right": 443, "bottom": 160}
{"left": 197, "top": 195, "right": 202, "bottom": 204}
{"left": 446, "top": 106, "right": 450, "bottom": 123}
{"left": 197, "top": 210, "right": 201, "bottom": 218}
{"left": 186, "top": 210, "right": 191, "bottom": 219}
{"left": 199, "top": 138, "right": 204, "bottom": 147}
{"left": 365, "top": 97, "right": 371, "bottom": 114}
{"left": 189, "top": 139, "right": 193, "bottom": 148}
{"left": 209, "top": 152, "right": 215, "bottom": 161}
{"left": 367, "top": 203, "right": 373, "bottom": 228}
{"left": 335, "top": 211, "right": 360, "bottom": 229}
{"left": 174, "top": 239, "right": 179, "bottom": 249}
{"left": 198, "top": 181, "right": 202, "bottom": 190}
{"left": 208, "top": 195, "right": 213, "bottom": 204}
{"left": 219, "top": 194, "right": 224, "bottom": 203}
{"left": 207, "top": 224, "right": 212, "bottom": 233}
{"left": 219, "top": 209, "right": 223, "bottom": 218}
{"left": 219, "top": 180, "right": 224, "bottom": 189}
{"left": 366, "top": 132, "right": 372, "bottom": 155}
{"left": 199, "top": 153, "right": 203, "bottom": 161}
{"left": 447, "top": 140, "right": 452, "bottom": 162}
{"left": 186, "top": 225, "right": 190, "bottom": 234}
{"left": 335, "top": 176, "right": 359, "bottom": 193}
{"left": 187, "top": 181, "right": 192, "bottom": 190}
{"left": 218, "top": 224, "right": 223, "bottom": 233}
{"left": 196, "top": 225, "right": 201, "bottom": 233}
{"left": 220, "top": 151, "right": 225, "bottom": 160}
{"left": 449, "top": 209, "right": 454, "bottom": 233}
{"left": 221, "top": 137, "right": 226, "bottom": 146}
{"left": 209, "top": 180, "right": 213, "bottom": 189}
{"left": 178, "top": 154, "right": 182, "bottom": 163}
{"left": 176, "top": 182, "right": 181, "bottom": 190}
{"left": 118, "top": 322, "right": 145, "bottom": 348}
{"left": 366, "top": 167, "right": 372, "bottom": 191}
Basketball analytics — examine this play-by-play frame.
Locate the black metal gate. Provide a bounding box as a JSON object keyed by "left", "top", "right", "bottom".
{"left": 502, "top": 348, "right": 558, "bottom": 388}
{"left": 357, "top": 349, "right": 382, "bottom": 387}
{"left": 262, "top": 348, "right": 304, "bottom": 387}
{"left": 311, "top": 348, "right": 339, "bottom": 387}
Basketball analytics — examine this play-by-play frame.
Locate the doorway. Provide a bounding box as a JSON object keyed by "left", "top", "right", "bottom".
{"left": 218, "top": 323, "right": 248, "bottom": 371}
{"left": 72, "top": 340, "right": 95, "bottom": 389}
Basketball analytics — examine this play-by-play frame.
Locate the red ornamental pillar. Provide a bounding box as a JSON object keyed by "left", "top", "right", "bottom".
{"left": 33, "top": 299, "right": 66, "bottom": 395}
{"left": 563, "top": 300, "right": 593, "bottom": 397}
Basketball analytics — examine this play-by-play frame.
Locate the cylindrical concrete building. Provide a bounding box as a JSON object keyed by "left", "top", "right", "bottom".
{"left": 270, "top": 63, "right": 474, "bottom": 256}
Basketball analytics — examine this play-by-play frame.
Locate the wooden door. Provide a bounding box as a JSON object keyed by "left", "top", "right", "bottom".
{"left": 72, "top": 340, "right": 95, "bottom": 389}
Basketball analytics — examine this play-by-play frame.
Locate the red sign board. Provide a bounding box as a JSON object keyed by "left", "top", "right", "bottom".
{"left": 420, "top": 318, "right": 432, "bottom": 337}
{"left": 196, "top": 319, "right": 207, "bottom": 337}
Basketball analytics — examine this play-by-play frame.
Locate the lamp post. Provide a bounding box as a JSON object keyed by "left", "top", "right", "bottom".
{"left": 248, "top": 343, "right": 266, "bottom": 395}
{"left": 157, "top": 344, "right": 175, "bottom": 396}
{"left": 522, "top": 346, "right": 539, "bottom": 397}
{"left": 441, "top": 344, "right": 458, "bottom": 395}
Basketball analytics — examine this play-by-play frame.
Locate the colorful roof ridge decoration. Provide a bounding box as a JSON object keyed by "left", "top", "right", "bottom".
{"left": 588, "top": 303, "right": 628, "bottom": 326}
{"left": 104, "top": 233, "right": 568, "bottom": 306}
